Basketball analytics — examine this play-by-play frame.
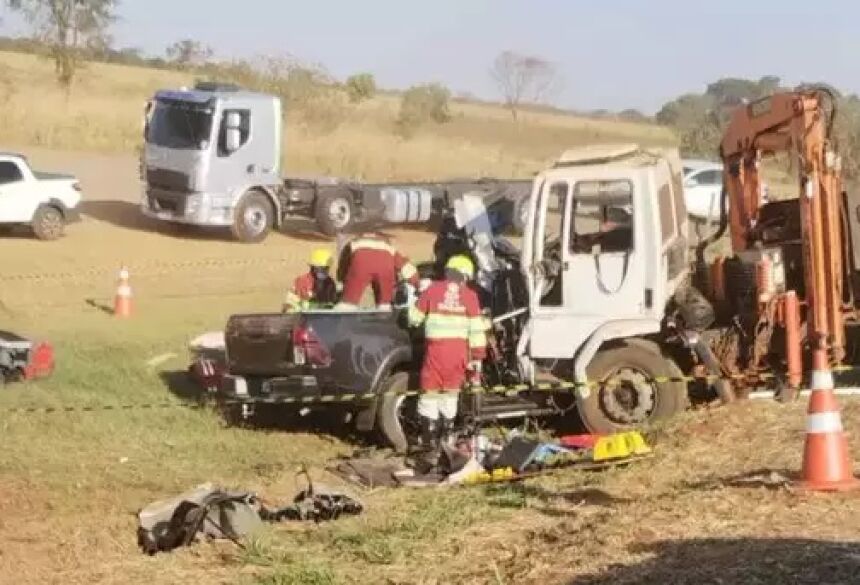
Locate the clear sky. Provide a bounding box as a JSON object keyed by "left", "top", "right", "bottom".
{"left": 4, "top": 0, "right": 860, "bottom": 113}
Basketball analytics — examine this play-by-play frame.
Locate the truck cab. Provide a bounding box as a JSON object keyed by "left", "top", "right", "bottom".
{"left": 141, "top": 84, "right": 282, "bottom": 241}
{"left": 520, "top": 144, "right": 692, "bottom": 431}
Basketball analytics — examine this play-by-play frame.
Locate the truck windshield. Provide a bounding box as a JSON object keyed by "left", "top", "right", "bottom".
{"left": 147, "top": 101, "right": 214, "bottom": 150}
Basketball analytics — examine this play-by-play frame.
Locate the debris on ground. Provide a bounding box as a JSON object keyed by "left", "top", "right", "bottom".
{"left": 0, "top": 329, "right": 54, "bottom": 384}
{"left": 333, "top": 430, "right": 654, "bottom": 490}
{"left": 137, "top": 470, "right": 363, "bottom": 555}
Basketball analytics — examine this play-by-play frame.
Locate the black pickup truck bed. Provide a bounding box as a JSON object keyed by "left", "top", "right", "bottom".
{"left": 222, "top": 309, "right": 414, "bottom": 427}
{"left": 221, "top": 307, "right": 561, "bottom": 450}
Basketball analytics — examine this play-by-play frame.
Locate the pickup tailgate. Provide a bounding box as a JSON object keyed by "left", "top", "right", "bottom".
{"left": 225, "top": 313, "right": 298, "bottom": 376}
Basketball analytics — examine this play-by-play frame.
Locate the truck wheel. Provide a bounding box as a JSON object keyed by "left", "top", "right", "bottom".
{"left": 315, "top": 190, "right": 355, "bottom": 236}
{"left": 231, "top": 190, "right": 273, "bottom": 243}
{"left": 376, "top": 372, "right": 420, "bottom": 453}
{"left": 32, "top": 206, "right": 65, "bottom": 241}
{"left": 577, "top": 339, "right": 688, "bottom": 434}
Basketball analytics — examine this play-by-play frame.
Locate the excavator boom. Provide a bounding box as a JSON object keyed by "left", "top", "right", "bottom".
{"left": 719, "top": 89, "right": 844, "bottom": 367}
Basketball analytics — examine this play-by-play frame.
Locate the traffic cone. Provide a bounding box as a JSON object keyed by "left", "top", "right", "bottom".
{"left": 113, "top": 265, "right": 133, "bottom": 318}
{"left": 798, "top": 353, "right": 859, "bottom": 491}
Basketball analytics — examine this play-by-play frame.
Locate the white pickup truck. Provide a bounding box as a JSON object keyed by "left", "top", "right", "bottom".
{"left": 0, "top": 152, "right": 82, "bottom": 240}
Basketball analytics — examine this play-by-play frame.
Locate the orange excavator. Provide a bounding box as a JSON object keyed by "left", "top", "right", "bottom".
{"left": 701, "top": 87, "right": 855, "bottom": 394}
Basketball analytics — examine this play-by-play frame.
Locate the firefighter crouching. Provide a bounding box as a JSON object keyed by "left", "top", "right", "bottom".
{"left": 283, "top": 248, "right": 338, "bottom": 313}
{"left": 337, "top": 232, "right": 419, "bottom": 309}
{"left": 408, "top": 254, "right": 487, "bottom": 468}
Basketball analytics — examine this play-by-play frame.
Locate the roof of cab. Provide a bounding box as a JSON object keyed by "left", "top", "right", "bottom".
{"left": 539, "top": 144, "right": 682, "bottom": 181}
{"left": 154, "top": 87, "right": 277, "bottom": 105}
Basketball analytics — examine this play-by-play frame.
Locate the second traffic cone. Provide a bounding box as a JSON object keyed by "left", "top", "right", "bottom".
{"left": 114, "top": 266, "right": 133, "bottom": 318}
{"left": 798, "top": 356, "right": 859, "bottom": 491}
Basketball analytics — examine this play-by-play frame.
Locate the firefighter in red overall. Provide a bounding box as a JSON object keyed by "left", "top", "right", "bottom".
{"left": 408, "top": 254, "right": 487, "bottom": 463}
{"left": 283, "top": 248, "right": 338, "bottom": 312}
{"left": 337, "top": 232, "right": 419, "bottom": 309}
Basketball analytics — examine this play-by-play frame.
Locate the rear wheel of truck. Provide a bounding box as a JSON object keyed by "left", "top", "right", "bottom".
{"left": 578, "top": 339, "right": 688, "bottom": 434}
{"left": 376, "top": 372, "right": 420, "bottom": 453}
{"left": 32, "top": 206, "right": 65, "bottom": 241}
{"left": 315, "top": 190, "right": 355, "bottom": 237}
{"left": 231, "top": 190, "right": 273, "bottom": 243}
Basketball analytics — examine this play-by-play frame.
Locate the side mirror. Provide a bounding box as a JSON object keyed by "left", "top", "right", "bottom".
{"left": 224, "top": 128, "right": 241, "bottom": 153}
{"left": 225, "top": 112, "right": 242, "bottom": 130}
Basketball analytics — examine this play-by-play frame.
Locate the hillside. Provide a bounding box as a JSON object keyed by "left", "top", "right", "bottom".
{"left": 0, "top": 51, "right": 675, "bottom": 181}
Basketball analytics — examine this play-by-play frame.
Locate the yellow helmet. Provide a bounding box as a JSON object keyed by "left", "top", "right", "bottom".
{"left": 309, "top": 248, "right": 333, "bottom": 268}
{"left": 445, "top": 255, "right": 475, "bottom": 278}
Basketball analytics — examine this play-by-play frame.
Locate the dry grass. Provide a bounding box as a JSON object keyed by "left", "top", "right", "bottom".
{"left": 0, "top": 56, "right": 853, "bottom": 585}
{"left": 0, "top": 51, "right": 674, "bottom": 181}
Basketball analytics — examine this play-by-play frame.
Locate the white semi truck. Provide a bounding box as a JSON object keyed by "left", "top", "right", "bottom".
{"left": 140, "top": 82, "right": 530, "bottom": 242}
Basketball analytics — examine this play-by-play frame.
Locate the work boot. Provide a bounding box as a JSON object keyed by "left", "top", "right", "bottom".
{"left": 437, "top": 417, "right": 468, "bottom": 474}
{"left": 412, "top": 416, "right": 440, "bottom": 475}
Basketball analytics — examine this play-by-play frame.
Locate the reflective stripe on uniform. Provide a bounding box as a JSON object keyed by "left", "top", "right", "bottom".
{"left": 468, "top": 332, "right": 487, "bottom": 348}
{"left": 806, "top": 411, "right": 843, "bottom": 434}
{"left": 425, "top": 313, "right": 471, "bottom": 339}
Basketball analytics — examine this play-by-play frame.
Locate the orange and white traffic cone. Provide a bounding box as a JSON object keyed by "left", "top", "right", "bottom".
{"left": 113, "top": 265, "right": 133, "bottom": 318}
{"left": 798, "top": 351, "right": 859, "bottom": 491}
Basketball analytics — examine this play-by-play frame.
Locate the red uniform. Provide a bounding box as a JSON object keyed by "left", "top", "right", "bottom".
{"left": 339, "top": 235, "right": 419, "bottom": 306}
{"left": 284, "top": 272, "right": 336, "bottom": 311}
{"left": 409, "top": 279, "right": 487, "bottom": 392}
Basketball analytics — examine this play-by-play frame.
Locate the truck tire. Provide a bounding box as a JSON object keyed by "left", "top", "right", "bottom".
{"left": 315, "top": 189, "right": 355, "bottom": 237}
{"left": 231, "top": 190, "right": 273, "bottom": 243}
{"left": 376, "top": 372, "right": 419, "bottom": 453}
{"left": 32, "top": 205, "right": 65, "bottom": 240}
{"left": 577, "top": 339, "right": 688, "bottom": 434}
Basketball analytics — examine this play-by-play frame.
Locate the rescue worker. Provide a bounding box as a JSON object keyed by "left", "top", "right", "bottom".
{"left": 408, "top": 255, "right": 487, "bottom": 467}
{"left": 283, "top": 248, "right": 338, "bottom": 312}
{"left": 337, "top": 231, "right": 419, "bottom": 309}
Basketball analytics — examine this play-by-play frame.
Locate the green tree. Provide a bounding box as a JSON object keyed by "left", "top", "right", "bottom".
{"left": 345, "top": 73, "right": 376, "bottom": 103}
{"left": 7, "top": 0, "right": 118, "bottom": 90}
{"left": 396, "top": 83, "right": 451, "bottom": 137}
{"left": 165, "top": 38, "right": 213, "bottom": 69}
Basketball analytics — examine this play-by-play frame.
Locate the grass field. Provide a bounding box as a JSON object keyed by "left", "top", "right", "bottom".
{"left": 0, "top": 52, "right": 857, "bottom": 585}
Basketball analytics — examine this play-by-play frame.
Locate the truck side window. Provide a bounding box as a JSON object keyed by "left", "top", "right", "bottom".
{"left": 218, "top": 109, "right": 251, "bottom": 156}
{"left": 570, "top": 180, "right": 633, "bottom": 254}
{"left": 0, "top": 161, "right": 23, "bottom": 185}
{"left": 543, "top": 183, "right": 567, "bottom": 252}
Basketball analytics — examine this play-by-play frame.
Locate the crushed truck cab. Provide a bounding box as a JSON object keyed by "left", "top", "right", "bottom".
{"left": 520, "top": 144, "right": 689, "bottom": 384}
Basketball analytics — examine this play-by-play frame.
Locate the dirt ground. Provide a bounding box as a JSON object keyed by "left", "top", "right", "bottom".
{"left": 1, "top": 148, "right": 859, "bottom": 585}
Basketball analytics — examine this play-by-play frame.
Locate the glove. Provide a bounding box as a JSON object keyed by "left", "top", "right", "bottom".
{"left": 418, "top": 278, "right": 432, "bottom": 293}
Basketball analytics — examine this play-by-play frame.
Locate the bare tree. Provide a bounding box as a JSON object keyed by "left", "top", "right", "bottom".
{"left": 166, "top": 39, "right": 213, "bottom": 69}
{"left": 7, "top": 0, "right": 117, "bottom": 91}
{"left": 490, "top": 51, "right": 560, "bottom": 120}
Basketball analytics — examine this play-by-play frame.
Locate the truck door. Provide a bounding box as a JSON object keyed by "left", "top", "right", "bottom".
{"left": 528, "top": 177, "right": 648, "bottom": 358}
{"left": 0, "top": 159, "right": 34, "bottom": 223}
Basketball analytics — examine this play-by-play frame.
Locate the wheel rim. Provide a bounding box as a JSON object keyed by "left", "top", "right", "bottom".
{"left": 42, "top": 211, "right": 62, "bottom": 238}
{"left": 598, "top": 366, "right": 656, "bottom": 425}
{"left": 243, "top": 206, "right": 267, "bottom": 234}
{"left": 327, "top": 199, "right": 351, "bottom": 230}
